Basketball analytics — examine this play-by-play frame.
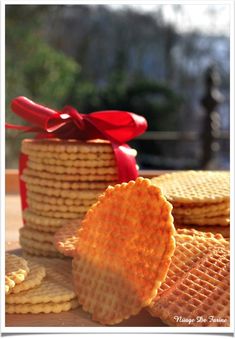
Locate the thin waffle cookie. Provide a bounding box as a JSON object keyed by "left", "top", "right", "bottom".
{"left": 148, "top": 247, "right": 230, "bottom": 327}
{"left": 152, "top": 171, "right": 230, "bottom": 205}
{"left": 19, "top": 227, "right": 54, "bottom": 243}
{"left": 5, "top": 254, "right": 29, "bottom": 295}
{"left": 72, "top": 177, "right": 175, "bottom": 325}
{"left": 22, "top": 174, "right": 115, "bottom": 190}
{"left": 175, "top": 224, "right": 230, "bottom": 239}
{"left": 9, "top": 260, "right": 46, "bottom": 294}
{"left": 54, "top": 221, "right": 81, "bottom": 257}
{"left": 6, "top": 258, "right": 76, "bottom": 304}
{"left": 6, "top": 298, "right": 79, "bottom": 314}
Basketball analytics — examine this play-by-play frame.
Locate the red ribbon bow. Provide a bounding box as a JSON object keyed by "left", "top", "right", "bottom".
{"left": 8, "top": 96, "right": 147, "bottom": 183}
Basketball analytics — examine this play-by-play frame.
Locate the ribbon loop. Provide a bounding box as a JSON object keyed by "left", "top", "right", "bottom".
{"left": 8, "top": 96, "right": 148, "bottom": 183}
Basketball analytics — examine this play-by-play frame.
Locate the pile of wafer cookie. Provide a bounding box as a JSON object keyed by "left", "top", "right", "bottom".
{"left": 5, "top": 254, "right": 78, "bottom": 314}
{"left": 6, "top": 156, "right": 230, "bottom": 326}
{"left": 19, "top": 138, "right": 136, "bottom": 257}
{"left": 152, "top": 171, "right": 230, "bottom": 239}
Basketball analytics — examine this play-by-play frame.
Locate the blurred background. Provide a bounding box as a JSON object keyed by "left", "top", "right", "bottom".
{"left": 5, "top": 4, "right": 230, "bottom": 170}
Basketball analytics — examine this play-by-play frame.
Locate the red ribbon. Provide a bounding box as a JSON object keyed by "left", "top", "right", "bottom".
{"left": 7, "top": 96, "right": 147, "bottom": 210}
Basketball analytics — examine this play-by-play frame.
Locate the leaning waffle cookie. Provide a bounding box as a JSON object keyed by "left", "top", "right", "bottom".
{"left": 6, "top": 298, "right": 79, "bottom": 314}
{"left": 6, "top": 258, "right": 76, "bottom": 304}
{"left": 72, "top": 177, "right": 175, "bottom": 325}
{"left": 9, "top": 260, "right": 46, "bottom": 294}
{"left": 5, "top": 254, "right": 29, "bottom": 295}
{"left": 54, "top": 221, "right": 81, "bottom": 257}
{"left": 152, "top": 171, "right": 230, "bottom": 205}
{"left": 148, "top": 247, "right": 230, "bottom": 327}
{"left": 22, "top": 174, "right": 115, "bottom": 190}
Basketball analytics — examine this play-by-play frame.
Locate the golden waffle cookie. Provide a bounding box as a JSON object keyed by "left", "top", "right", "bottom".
{"left": 25, "top": 183, "right": 103, "bottom": 199}
{"left": 6, "top": 298, "right": 79, "bottom": 314}
{"left": 9, "top": 260, "right": 46, "bottom": 294}
{"left": 22, "top": 247, "right": 63, "bottom": 258}
{"left": 175, "top": 224, "right": 230, "bottom": 239}
{"left": 174, "top": 215, "right": 230, "bottom": 226}
{"left": 72, "top": 177, "right": 175, "bottom": 325}
{"left": 149, "top": 247, "right": 230, "bottom": 327}
{"left": 152, "top": 171, "right": 230, "bottom": 205}
{"left": 27, "top": 160, "right": 118, "bottom": 175}
{"left": 20, "top": 234, "right": 58, "bottom": 254}
{"left": 27, "top": 198, "right": 90, "bottom": 214}
{"left": 23, "top": 209, "right": 68, "bottom": 227}
{"left": 5, "top": 254, "right": 29, "bottom": 295}
{"left": 6, "top": 258, "right": 76, "bottom": 304}
{"left": 27, "top": 191, "right": 98, "bottom": 206}
{"left": 29, "top": 208, "right": 85, "bottom": 219}
{"left": 23, "top": 167, "right": 118, "bottom": 182}
{"left": 173, "top": 202, "right": 229, "bottom": 217}
{"left": 22, "top": 138, "right": 114, "bottom": 154}
{"left": 29, "top": 155, "right": 116, "bottom": 168}
{"left": 54, "top": 221, "right": 80, "bottom": 257}
{"left": 175, "top": 228, "right": 229, "bottom": 245}
{"left": 19, "top": 227, "right": 54, "bottom": 243}
{"left": 22, "top": 174, "right": 115, "bottom": 190}
{"left": 24, "top": 222, "right": 64, "bottom": 233}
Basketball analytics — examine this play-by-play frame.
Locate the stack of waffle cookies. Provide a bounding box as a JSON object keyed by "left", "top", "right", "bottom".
{"left": 5, "top": 253, "right": 78, "bottom": 314}
{"left": 152, "top": 171, "right": 230, "bottom": 239}
{"left": 20, "top": 138, "right": 136, "bottom": 257}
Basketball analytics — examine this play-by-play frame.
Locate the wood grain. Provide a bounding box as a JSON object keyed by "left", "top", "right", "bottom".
{"left": 5, "top": 194, "right": 166, "bottom": 328}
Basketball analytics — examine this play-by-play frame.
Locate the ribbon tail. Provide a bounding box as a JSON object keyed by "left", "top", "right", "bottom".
{"left": 19, "top": 153, "right": 28, "bottom": 214}
{"left": 112, "top": 143, "right": 138, "bottom": 182}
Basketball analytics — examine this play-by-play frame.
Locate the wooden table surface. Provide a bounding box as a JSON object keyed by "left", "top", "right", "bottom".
{"left": 5, "top": 194, "right": 166, "bottom": 328}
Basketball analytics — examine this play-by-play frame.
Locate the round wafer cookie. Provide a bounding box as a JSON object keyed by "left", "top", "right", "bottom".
{"left": 27, "top": 191, "right": 97, "bottom": 207}
{"left": 174, "top": 215, "right": 230, "bottom": 226}
{"left": 72, "top": 177, "right": 175, "bottom": 325}
{"left": 22, "top": 174, "right": 116, "bottom": 190}
{"left": 175, "top": 224, "right": 230, "bottom": 238}
{"left": 23, "top": 167, "right": 118, "bottom": 182}
{"left": 24, "top": 222, "right": 63, "bottom": 233}
{"left": 19, "top": 227, "right": 54, "bottom": 244}
{"left": 148, "top": 229, "right": 229, "bottom": 313}
{"left": 22, "top": 138, "right": 114, "bottom": 154}
{"left": 173, "top": 201, "right": 230, "bottom": 217}
{"left": 9, "top": 260, "right": 46, "bottom": 294}
{"left": 6, "top": 298, "right": 79, "bottom": 314}
{"left": 148, "top": 247, "right": 230, "bottom": 327}
{"left": 54, "top": 221, "right": 81, "bottom": 257}
{"left": 27, "top": 160, "right": 118, "bottom": 175}
{"left": 28, "top": 156, "right": 117, "bottom": 168}
{"left": 27, "top": 199, "right": 91, "bottom": 214}
{"left": 6, "top": 258, "right": 76, "bottom": 305}
{"left": 152, "top": 171, "right": 230, "bottom": 205}
{"left": 5, "top": 254, "right": 29, "bottom": 295}
{"left": 20, "top": 234, "right": 58, "bottom": 254}
{"left": 25, "top": 183, "right": 103, "bottom": 199}
{"left": 23, "top": 209, "right": 68, "bottom": 227}
{"left": 22, "top": 247, "right": 64, "bottom": 258}
{"left": 29, "top": 208, "right": 85, "bottom": 219}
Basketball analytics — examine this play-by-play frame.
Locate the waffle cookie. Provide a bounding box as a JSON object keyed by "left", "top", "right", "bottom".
{"left": 152, "top": 171, "right": 230, "bottom": 228}
{"left": 5, "top": 254, "right": 29, "bottom": 295}
{"left": 72, "top": 177, "right": 175, "bottom": 325}
{"left": 20, "top": 138, "right": 137, "bottom": 257}
{"left": 148, "top": 229, "right": 230, "bottom": 326}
